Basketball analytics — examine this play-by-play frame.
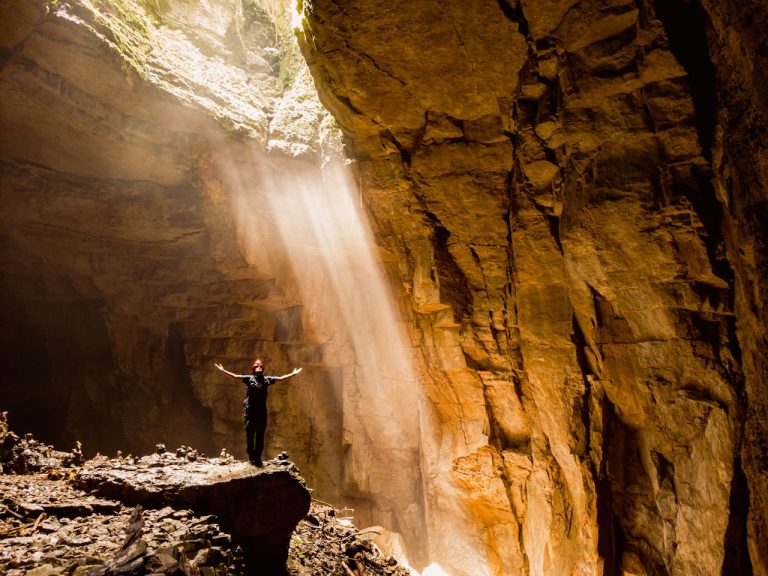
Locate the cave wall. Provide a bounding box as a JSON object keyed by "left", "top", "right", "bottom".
{"left": 2, "top": 0, "right": 768, "bottom": 574}
{"left": 0, "top": 0, "right": 339, "bottom": 470}
{"left": 698, "top": 3, "right": 768, "bottom": 573}
{"left": 296, "top": 0, "right": 766, "bottom": 574}
{"left": 0, "top": 0, "right": 427, "bottom": 556}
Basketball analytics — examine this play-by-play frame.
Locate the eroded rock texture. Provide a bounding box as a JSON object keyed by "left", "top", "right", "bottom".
{"left": 2, "top": 0, "right": 768, "bottom": 574}
{"left": 297, "top": 0, "right": 767, "bottom": 574}
{"left": 0, "top": 0, "right": 328, "bottom": 458}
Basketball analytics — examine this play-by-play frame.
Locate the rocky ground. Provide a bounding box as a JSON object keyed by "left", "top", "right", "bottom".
{"left": 0, "top": 413, "right": 410, "bottom": 576}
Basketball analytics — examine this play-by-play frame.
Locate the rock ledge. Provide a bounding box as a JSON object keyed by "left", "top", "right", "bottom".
{"left": 73, "top": 452, "right": 311, "bottom": 574}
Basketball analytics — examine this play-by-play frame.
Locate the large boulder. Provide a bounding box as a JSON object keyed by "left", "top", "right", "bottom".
{"left": 74, "top": 453, "right": 311, "bottom": 574}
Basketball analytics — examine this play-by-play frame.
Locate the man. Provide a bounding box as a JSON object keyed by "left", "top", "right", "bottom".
{"left": 214, "top": 359, "right": 302, "bottom": 466}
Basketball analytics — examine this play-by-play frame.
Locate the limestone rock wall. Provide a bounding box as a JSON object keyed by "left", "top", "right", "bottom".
{"left": 699, "top": 3, "right": 768, "bottom": 573}
{"left": 2, "top": 0, "right": 767, "bottom": 574}
{"left": 0, "top": 0, "right": 424, "bottom": 557}
{"left": 297, "top": 0, "right": 764, "bottom": 574}
{"left": 0, "top": 0, "right": 339, "bottom": 479}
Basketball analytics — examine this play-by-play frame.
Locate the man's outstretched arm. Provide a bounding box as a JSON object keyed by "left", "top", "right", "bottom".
{"left": 274, "top": 367, "right": 303, "bottom": 381}
{"left": 214, "top": 363, "right": 247, "bottom": 379}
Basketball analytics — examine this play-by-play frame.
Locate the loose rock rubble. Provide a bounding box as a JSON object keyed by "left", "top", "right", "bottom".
{"left": 72, "top": 448, "right": 311, "bottom": 573}
{"left": 1, "top": 413, "right": 411, "bottom": 576}
{"left": 288, "top": 502, "right": 410, "bottom": 576}
{"left": 0, "top": 473, "right": 245, "bottom": 575}
{"left": 0, "top": 413, "right": 83, "bottom": 475}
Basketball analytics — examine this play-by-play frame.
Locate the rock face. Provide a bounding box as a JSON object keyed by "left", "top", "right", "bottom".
{"left": 296, "top": 0, "right": 767, "bottom": 574}
{"left": 2, "top": 0, "right": 768, "bottom": 575}
{"left": 697, "top": 3, "right": 768, "bottom": 574}
{"left": 0, "top": 0, "right": 330, "bottom": 460}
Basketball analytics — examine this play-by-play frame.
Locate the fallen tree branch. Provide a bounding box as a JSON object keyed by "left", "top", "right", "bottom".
{"left": 0, "top": 513, "right": 46, "bottom": 537}
{"left": 0, "top": 504, "right": 26, "bottom": 520}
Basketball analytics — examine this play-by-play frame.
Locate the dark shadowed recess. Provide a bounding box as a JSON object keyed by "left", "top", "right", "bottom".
{"left": 652, "top": 0, "right": 717, "bottom": 161}
{"left": 653, "top": 2, "right": 753, "bottom": 574}
{"left": 721, "top": 459, "right": 754, "bottom": 575}
{"left": 425, "top": 212, "right": 473, "bottom": 322}
{"left": 595, "top": 396, "right": 624, "bottom": 576}
{"left": 0, "top": 293, "right": 122, "bottom": 453}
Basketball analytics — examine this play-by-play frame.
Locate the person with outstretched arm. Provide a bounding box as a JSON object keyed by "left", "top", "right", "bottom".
{"left": 214, "top": 359, "right": 302, "bottom": 466}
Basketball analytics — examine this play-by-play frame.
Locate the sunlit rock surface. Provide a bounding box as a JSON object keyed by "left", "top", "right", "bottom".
{"left": 297, "top": 0, "right": 766, "bottom": 574}
{"left": 0, "top": 0, "right": 331, "bottom": 461}
{"left": 2, "top": 0, "right": 768, "bottom": 574}
{"left": 0, "top": 0, "right": 420, "bottom": 569}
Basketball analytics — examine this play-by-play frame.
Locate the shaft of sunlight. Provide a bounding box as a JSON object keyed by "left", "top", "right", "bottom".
{"left": 261, "top": 158, "right": 420, "bottom": 440}
{"left": 220, "top": 147, "right": 428, "bottom": 565}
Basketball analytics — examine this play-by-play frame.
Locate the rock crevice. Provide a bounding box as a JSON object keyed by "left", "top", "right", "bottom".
{"left": 296, "top": 0, "right": 764, "bottom": 573}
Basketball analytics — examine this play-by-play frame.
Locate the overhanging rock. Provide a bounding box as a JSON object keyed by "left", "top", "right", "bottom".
{"left": 73, "top": 453, "right": 311, "bottom": 575}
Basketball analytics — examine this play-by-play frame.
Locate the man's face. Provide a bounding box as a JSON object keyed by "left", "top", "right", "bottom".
{"left": 252, "top": 360, "right": 264, "bottom": 374}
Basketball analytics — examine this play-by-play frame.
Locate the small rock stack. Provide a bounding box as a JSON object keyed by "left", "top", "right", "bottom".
{"left": 0, "top": 412, "right": 83, "bottom": 474}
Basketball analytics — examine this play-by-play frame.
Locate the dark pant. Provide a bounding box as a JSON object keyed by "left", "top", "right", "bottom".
{"left": 245, "top": 408, "right": 267, "bottom": 463}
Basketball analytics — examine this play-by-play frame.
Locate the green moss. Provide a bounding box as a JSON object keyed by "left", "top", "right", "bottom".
{"left": 74, "top": 0, "right": 154, "bottom": 72}
{"left": 44, "top": 0, "right": 60, "bottom": 15}
{"left": 142, "top": 0, "right": 169, "bottom": 22}
{"left": 99, "top": 0, "right": 149, "bottom": 33}
{"left": 256, "top": 0, "right": 304, "bottom": 91}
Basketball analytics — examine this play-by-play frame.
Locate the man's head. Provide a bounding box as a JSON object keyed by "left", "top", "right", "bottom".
{"left": 252, "top": 359, "right": 264, "bottom": 374}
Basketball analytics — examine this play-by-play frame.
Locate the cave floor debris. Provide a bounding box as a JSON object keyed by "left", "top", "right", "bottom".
{"left": 0, "top": 472, "right": 245, "bottom": 576}
{"left": 0, "top": 474, "right": 409, "bottom": 576}
{"left": 1, "top": 413, "right": 410, "bottom": 576}
{"left": 288, "top": 500, "right": 409, "bottom": 576}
